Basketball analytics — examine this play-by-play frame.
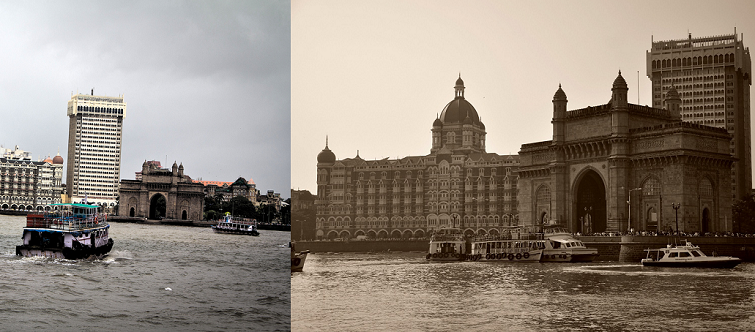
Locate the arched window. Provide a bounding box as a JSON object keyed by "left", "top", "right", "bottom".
{"left": 699, "top": 178, "right": 713, "bottom": 197}
{"left": 642, "top": 177, "right": 660, "bottom": 196}
{"left": 536, "top": 185, "right": 551, "bottom": 207}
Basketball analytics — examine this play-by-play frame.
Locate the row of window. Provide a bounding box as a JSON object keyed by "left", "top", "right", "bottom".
{"left": 652, "top": 53, "right": 736, "bottom": 69}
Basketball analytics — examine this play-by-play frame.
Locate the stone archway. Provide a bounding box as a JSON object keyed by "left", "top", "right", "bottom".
{"left": 149, "top": 194, "right": 167, "bottom": 220}
{"left": 575, "top": 170, "right": 607, "bottom": 233}
{"left": 701, "top": 207, "right": 711, "bottom": 233}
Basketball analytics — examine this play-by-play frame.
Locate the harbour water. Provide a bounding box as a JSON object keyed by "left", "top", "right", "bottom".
{"left": 292, "top": 251, "right": 755, "bottom": 331}
{"left": 0, "top": 215, "right": 290, "bottom": 331}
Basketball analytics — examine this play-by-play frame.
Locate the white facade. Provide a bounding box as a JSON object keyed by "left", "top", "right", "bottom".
{"left": 66, "top": 93, "right": 126, "bottom": 206}
{"left": 0, "top": 155, "right": 64, "bottom": 211}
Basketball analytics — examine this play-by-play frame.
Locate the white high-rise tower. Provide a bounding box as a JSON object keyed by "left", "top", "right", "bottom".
{"left": 66, "top": 90, "right": 126, "bottom": 206}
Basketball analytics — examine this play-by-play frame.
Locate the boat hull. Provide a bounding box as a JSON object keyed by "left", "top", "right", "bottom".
{"left": 16, "top": 238, "right": 114, "bottom": 260}
{"left": 291, "top": 251, "right": 309, "bottom": 272}
{"left": 468, "top": 251, "right": 542, "bottom": 262}
{"left": 426, "top": 252, "right": 466, "bottom": 261}
{"left": 641, "top": 258, "right": 741, "bottom": 268}
{"left": 541, "top": 249, "right": 599, "bottom": 262}
{"left": 212, "top": 226, "right": 259, "bottom": 236}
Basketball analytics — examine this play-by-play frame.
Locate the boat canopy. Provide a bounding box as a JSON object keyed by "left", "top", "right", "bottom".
{"left": 50, "top": 203, "right": 100, "bottom": 209}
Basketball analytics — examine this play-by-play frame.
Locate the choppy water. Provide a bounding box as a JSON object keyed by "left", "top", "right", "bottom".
{"left": 292, "top": 252, "right": 755, "bottom": 331}
{"left": 0, "top": 215, "right": 290, "bottom": 331}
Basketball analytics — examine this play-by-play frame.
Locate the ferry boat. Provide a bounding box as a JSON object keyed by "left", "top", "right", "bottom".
{"left": 641, "top": 241, "right": 741, "bottom": 268}
{"left": 426, "top": 228, "right": 467, "bottom": 261}
{"left": 468, "top": 226, "right": 543, "bottom": 262}
{"left": 16, "top": 203, "right": 114, "bottom": 259}
{"left": 291, "top": 242, "right": 309, "bottom": 272}
{"left": 540, "top": 225, "right": 599, "bottom": 262}
{"left": 212, "top": 214, "right": 259, "bottom": 236}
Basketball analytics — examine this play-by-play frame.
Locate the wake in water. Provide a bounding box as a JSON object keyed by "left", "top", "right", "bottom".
{"left": 104, "top": 250, "right": 134, "bottom": 262}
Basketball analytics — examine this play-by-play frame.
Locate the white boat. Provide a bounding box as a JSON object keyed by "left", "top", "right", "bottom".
{"left": 426, "top": 228, "right": 467, "bottom": 261}
{"left": 641, "top": 240, "right": 741, "bottom": 268}
{"left": 212, "top": 214, "right": 259, "bottom": 236}
{"left": 291, "top": 242, "right": 309, "bottom": 272}
{"left": 16, "top": 203, "right": 114, "bottom": 259}
{"left": 540, "top": 225, "right": 599, "bottom": 262}
{"left": 468, "top": 226, "right": 542, "bottom": 262}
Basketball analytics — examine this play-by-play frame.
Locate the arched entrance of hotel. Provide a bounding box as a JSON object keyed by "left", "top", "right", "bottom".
{"left": 149, "top": 194, "right": 167, "bottom": 220}
{"left": 701, "top": 208, "right": 711, "bottom": 233}
{"left": 574, "top": 170, "right": 607, "bottom": 234}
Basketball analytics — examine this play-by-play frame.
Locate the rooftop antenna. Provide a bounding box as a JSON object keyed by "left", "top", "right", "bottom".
{"left": 637, "top": 70, "right": 640, "bottom": 104}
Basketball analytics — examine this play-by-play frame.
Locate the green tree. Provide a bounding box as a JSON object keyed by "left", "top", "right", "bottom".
{"left": 733, "top": 194, "right": 755, "bottom": 233}
{"left": 281, "top": 198, "right": 291, "bottom": 225}
{"left": 225, "top": 195, "right": 257, "bottom": 219}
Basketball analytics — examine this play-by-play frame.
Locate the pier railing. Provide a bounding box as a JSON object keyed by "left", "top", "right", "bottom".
{"left": 26, "top": 213, "right": 109, "bottom": 231}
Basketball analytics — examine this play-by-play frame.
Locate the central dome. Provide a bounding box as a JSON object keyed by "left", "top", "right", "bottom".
{"left": 439, "top": 76, "right": 482, "bottom": 126}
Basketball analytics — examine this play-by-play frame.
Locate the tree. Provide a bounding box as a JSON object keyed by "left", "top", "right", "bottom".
{"left": 732, "top": 194, "right": 755, "bottom": 233}
{"left": 281, "top": 198, "right": 291, "bottom": 225}
{"left": 225, "top": 195, "right": 257, "bottom": 219}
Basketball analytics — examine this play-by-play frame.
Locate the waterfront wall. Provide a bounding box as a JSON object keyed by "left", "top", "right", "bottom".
{"left": 297, "top": 235, "right": 755, "bottom": 262}
{"left": 296, "top": 240, "right": 427, "bottom": 253}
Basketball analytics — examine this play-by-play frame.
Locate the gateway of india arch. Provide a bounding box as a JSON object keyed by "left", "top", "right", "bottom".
{"left": 314, "top": 72, "right": 734, "bottom": 240}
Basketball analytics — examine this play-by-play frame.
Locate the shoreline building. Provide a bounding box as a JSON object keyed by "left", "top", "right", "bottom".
{"left": 0, "top": 146, "right": 64, "bottom": 211}
{"left": 119, "top": 161, "right": 204, "bottom": 220}
{"left": 193, "top": 177, "right": 258, "bottom": 205}
{"left": 315, "top": 77, "right": 520, "bottom": 240}
{"left": 647, "top": 30, "right": 752, "bottom": 201}
{"left": 66, "top": 90, "right": 126, "bottom": 207}
{"left": 518, "top": 72, "right": 734, "bottom": 234}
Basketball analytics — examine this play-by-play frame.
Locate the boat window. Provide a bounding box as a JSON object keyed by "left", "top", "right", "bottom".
{"left": 565, "top": 243, "right": 571, "bottom": 248}
{"left": 668, "top": 252, "right": 678, "bottom": 258}
{"left": 690, "top": 250, "right": 702, "bottom": 257}
{"left": 678, "top": 252, "right": 691, "bottom": 257}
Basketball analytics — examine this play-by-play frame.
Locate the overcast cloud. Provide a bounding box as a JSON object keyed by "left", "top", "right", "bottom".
{"left": 0, "top": 0, "right": 290, "bottom": 196}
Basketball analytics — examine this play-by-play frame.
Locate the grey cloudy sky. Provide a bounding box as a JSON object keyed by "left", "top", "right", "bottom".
{"left": 293, "top": 0, "right": 755, "bottom": 192}
{"left": 0, "top": 0, "right": 290, "bottom": 196}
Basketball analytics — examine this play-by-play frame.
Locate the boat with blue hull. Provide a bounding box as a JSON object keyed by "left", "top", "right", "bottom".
{"left": 212, "top": 214, "right": 259, "bottom": 236}
{"left": 16, "top": 203, "right": 114, "bottom": 259}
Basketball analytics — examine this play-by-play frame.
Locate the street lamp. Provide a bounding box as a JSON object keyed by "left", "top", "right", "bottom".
{"left": 627, "top": 188, "right": 642, "bottom": 233}
{"left": 672, "top": 203, "right": 680, "bottom": 235}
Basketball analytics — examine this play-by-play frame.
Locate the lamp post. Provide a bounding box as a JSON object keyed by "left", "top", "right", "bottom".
{"left": 627, "top": 188, "right": 642, "bottom": 233}
{"left": 672, "top": 203, "right": 680, "bottom": 235}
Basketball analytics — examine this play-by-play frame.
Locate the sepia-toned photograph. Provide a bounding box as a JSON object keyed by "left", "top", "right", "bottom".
{"left": 292, "top": 1, "right": 755, "bottom": 330}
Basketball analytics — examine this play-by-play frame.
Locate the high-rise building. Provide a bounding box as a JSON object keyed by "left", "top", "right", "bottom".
{"left": 66, "top": 90, "right": 126, "bottom": 207}
{"left": 647, "top": 30, "right": 752, "bottom": 200}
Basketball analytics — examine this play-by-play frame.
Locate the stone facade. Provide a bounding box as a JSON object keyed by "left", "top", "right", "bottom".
{"left": 292, "top": 189, "right": 316, "bottom": 240}
{"left": 118, "top": 161, "right": 204, "bottom": 221}
{"left": 314, "top": 77, "right": 520, "bottom": 240}
{"left": 518, "top": 72, "right": 734, "bottom": 234}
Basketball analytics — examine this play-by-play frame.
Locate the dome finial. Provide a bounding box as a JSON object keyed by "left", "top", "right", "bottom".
{"left": 454, "top": 74, "right": 465, "bottom": 98}
{"left": 326, "top": 135, "right": 329, "bottom": 148}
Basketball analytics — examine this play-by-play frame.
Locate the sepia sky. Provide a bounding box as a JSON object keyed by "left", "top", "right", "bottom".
{"left": 292, "top": 0, "right": 755, "bottom": 193}
{"left": 0, "top": 0, "right": 290, "bottom": 196}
